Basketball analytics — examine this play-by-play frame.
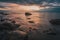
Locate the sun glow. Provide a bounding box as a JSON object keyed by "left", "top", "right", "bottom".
{"left": 0, "top": 2, "right": 48, "bottom": 12}
{"left": 19, "top": 5, "right": 40, "bottom": 11}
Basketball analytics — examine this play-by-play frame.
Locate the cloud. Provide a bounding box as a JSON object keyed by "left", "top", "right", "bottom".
{"left": 41, "top": 1, "right": 60, "bottom": 6}
{"left": 0, "top": 0, "right": 60, "bottom": 5}
{"left": 0, "top": 2, "right": 41, "bottom": 12}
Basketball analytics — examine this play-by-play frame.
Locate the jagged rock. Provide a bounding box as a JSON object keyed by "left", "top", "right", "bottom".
{"left": 0, "top": 31, "right": 28, "bottom": 40}
{"left": 25, "top": 12, "right": 32, "bottom": 16}
{"left": 0, "top": 18, "right": 12, "bottom": 22}
{"left": 0, "top": 22, "right": 20, "bottom": 31}
{"left": 0, "top": 12, "right": 9, "bottom": 15}
{"left": 49, "top": 19, "right": 60, "bottom": 25}
{"left": 8, "top": 32, "right": 26, "bottom": 40}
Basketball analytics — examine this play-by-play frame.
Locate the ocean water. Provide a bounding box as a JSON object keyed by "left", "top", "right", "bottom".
{"left": 0, "top": 1, "right": 60, "bottom": 40}
{"left": 28, "top": 12, "right": 60, "bottom": 40}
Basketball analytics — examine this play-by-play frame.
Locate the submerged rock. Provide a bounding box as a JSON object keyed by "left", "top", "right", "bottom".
{"left": 47, "top": 32, "right": 56, "bottom": 35}
{"left": 0, "top": 11, "right": 9, "bottom": 15}
{"left": 27, "top": 18, "right": 31, "bottom": 19}
{"left": 28, "top": 21, "right": 34, "bottom": 23}
{"left": 25, "top": 12, "right": 32, "bottom": 16}
{"left": 49, "top": 19, "right": 60, "bottom": 25}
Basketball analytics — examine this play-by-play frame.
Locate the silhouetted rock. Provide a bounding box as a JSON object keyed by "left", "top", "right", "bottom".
{"left": 43, "top": 30, "right": 49, "bottom": 33}
{"left": 0, "top": 11, "right": 9, "bottom": 15}
{"left": 0, "top": 19, "right": 5, "bottom": 22}
{"left": 49, "top": 19, "right": 60, "bottom": 25}
{"left": 11, "top": 21, "right": 16, "bottom": 23}
{"left": 25, "top": 12, "right": 32, "bottom": 16}
{"left": 0, "top": 31, "right": 9, "bottom": 40}
{"left": 24, "top": 34, "right": 28, "bottom": 40}
{"left": 0, "top": 22, "right": 20, "bottom": 31}
{"left": 43, "top": 28, "right": 56, "bottom": 35}
{"left": 8, "top": 32, "right": 25, "bottom": 40}
{"left": 28, "top": 21, "right": 34, "bottom": 23}
{"left": 0, "top": 31, "right": 27, "bottom": 40}
{"left": 0, "top": 18, "right": 10, "bottom": 22}
{"left": 27, "top": 18, "right": 31, "bottom": 19}
{"left": 47, "top": 32, "right": 56, "bottom": 35}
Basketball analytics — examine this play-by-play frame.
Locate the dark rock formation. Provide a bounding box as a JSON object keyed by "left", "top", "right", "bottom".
{"left": 49, "top": 19, "right": 60, "bottom": 25}
{"left": 0, "top": 11, "right": 30, "bottom": 40}
{"left": 25, "top": 12, "right": 32, "bottom": 16}
{"left": 0, "top": 21, "right": 29, "bottom": 40}
{"left": 27, "top": 18, "right": 31, "bottom": 19}
{"left": 0, "top": 31, "right": 9, "bottom": 40}
{"left": 47, "top": 32, "right": 56, "bottom": 35}
{"left": 43, "top": 28, "right": 56, "bottom": 35}
{"left": 0, "top": 31, "right": 28, "bottom": 40}
{"left": 0, "top": 22, "right": 20, "bottom": 31}
{"left": 8, "top": 32, "right": 26, "bottom": 40}
{"left": 28, "top": 21, "right": 34, "bottom": 23}
{"left": 0, "top": 11, "right": 9, "bottom": 15}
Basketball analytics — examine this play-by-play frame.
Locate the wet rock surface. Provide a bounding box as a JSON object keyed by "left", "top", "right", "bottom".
{"left": 0, "top": 11, "right": 29, "bottom": 40}
{"left": 0, "top": 22, "right": 20, "bottom": 31}
{"left": 0, "top": 10, "right": 56, "bottom": 40}
{"left": 27, "top": 18, "right": 31, "bottom": 19}
{"left": 0, "top": 20, "right": 28, "bottom": 40}
{"left": 25, "top": 12, "right": 32, "bottom": 16}
{"left": 49, "top": 19, "right": 60, "bottom": 25}
{"left": 28, "top": 21, "right": 34, "bottom": 23}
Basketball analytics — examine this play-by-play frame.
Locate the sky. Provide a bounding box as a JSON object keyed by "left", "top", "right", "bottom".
{"left": 0, "top": 0, "right": 60, "bottom": 6}
{"left": 0, "top": 0, "right": 60, "bottom": 12}
{"left": 0, "top": 0, "right": 60, "bottom": 4}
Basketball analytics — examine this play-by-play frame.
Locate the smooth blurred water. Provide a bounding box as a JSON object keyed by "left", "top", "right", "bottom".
{"left": 39, "top": 12, "right": 60, "bottom": 40}
{"left": 0, "top": 1, "right": 60, "bottom": 40}
{"left": 39, "top": 12, "right": 60, "bottom": 19}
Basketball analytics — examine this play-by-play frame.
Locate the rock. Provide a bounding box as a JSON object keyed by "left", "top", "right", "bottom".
{"left": 28, "top": 21, "right": 34, "bottom": 23}
{"left": 0, "top": 22, "right": 20, "bottom": 31}
{"left": 47, "top": 32, "right": 56, "bottom": 35}
{"left": 42, "top": 28, "right": 56, "bottom": 35}
{"left": 25, "top": 12, "right": 32, "bottom": 16}
{"left": 8, "top": 31, "right": 26, "bottom": 40}
{"left": 11, "top": 21, "right": 16, "bottom": 23}
{"left": 27, "top": 18, "right": 31, "bottom": 19}
{"left": 0, "top": 12, "right": 9, "bottom": 15}
{"left": 49, "top": 19, "right": 60, "bottom": 25}
{"left": 0, "top": 31, "right": 9, "bottom": 40}
{"left": 0, "top": 31, "right": 27, "bottom": 40}
{"left": 0, "top": 19, "right": 5, "bottom": 22}
{"left": 24, "top": 34, "right": 28, "bottom": 40}
{"left": 0, "top": 18, "right": 10, "bottom": 22}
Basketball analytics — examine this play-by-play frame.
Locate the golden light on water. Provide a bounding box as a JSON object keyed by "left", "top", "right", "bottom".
{"left": 0, "top": 2, "right": 51, "bottom": 32}
{"left": 0, "top": 2, "right": 57, "bottom": 40}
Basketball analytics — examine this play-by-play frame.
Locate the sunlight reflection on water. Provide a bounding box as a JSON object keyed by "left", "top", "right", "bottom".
{"left": 0, "top": 2, "right": 60, "bottom": 40}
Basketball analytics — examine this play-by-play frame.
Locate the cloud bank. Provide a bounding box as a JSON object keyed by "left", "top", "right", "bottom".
{"left": 0, "top": 2, "right": 41, "bottom": 12}
{"left": 0, "top": 0, "right": 60, "bottom": 3}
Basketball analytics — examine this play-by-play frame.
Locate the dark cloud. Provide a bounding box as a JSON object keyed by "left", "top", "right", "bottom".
{"left": 0, "top": 0, "right": 60, "bottom": 4}
{"left": 0, "top": 0, "right": 60, "bottom": 6}
{"left": 0, "top": 0, "right": 55, "bottom": 3}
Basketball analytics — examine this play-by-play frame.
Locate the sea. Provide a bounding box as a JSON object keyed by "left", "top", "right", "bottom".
{"left": 0, "top": 1, "right": 60, "bottom": 40}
